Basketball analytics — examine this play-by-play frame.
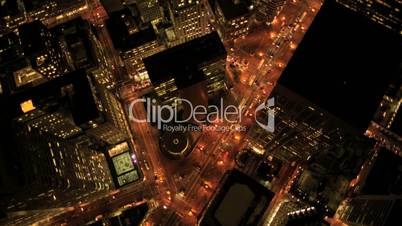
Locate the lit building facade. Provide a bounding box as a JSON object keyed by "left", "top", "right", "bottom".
{"left": 51, "top": 18, "right": 97, "bottom": 71}
{"left": 106, "top": 8, "right": 165, "bottom": 81}
{"left": 0, "top": 32, "right": 23, "bottom": 66}
{"left": 335, "top": 195, "right": 402, "bottom": 226}
{"left": 249, "top": 0, "right": 400, "bottom": 163}
{"left": 0, "top": 68, "right": 137, "bottom": 210}
{"left": 136, "top": 0, "right": 164, "bottom": 23}
{"left": 201, "top": 59, "right": 228, "bottom": 98}
{"left": 250, "top": 85, "right": 349, "bottom": 162}
{"left": 336, "top": 0, "right": 401, "bottom": 33}
{"left": 252, "top": 0, "right": 286, "bottom": 24}
{"left": 18, "top": 20, "right": 68, "bottom": 79}
{"left": 10, "top": 111, "right": 112, "bottom": 209}
{"left": 144, "top": 32, "right": 228, "bottom": 107}
{"left": 0, "top": 0, "right": 86, "bottom": 34}
{"left": 168, "top": 0, "right": 210, "bottom": 42}
{"left": 212, "top": 0, "right": 251, "bottom": 41}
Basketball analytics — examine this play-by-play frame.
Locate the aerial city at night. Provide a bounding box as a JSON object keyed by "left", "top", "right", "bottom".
{"left": 0, "top": 0, "right": 401, "bottom": 225}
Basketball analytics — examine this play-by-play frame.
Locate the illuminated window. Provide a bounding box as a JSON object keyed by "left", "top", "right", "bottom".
{"left": 20, "top": 100, "right": 36, "bottom": 113}
{"left": 108, "top": 142, "right": 129, "bottom": 157}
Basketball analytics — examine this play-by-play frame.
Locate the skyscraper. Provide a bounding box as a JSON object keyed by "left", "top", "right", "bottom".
{"left": 336, "top": 0, "right": 401, "bottom": 33}
{"left": 253, "top": 0, "right": 401, "bottom": 162}
{"left": 335, "top": 195, "right": 402, "bottom": 226}
{"left": 143, "top": 31, "right": 227, "bottom": 107}
{"left": 252, "top": 0, "right": 286, "bottom": 24}
{"left": 136, "top": 0, "right": 164, "bottom": 23}
{"left": 0, "top": 70, "right": 112, "bottom": 211}
{"left": 212, "top": 0, "right": 252, "bottom": 41}
{"left": 106, "top": 7, "right": 165, "bottom": 81}
{"left": 168, "top": 0, "right": 210, "bottom": 42}
{"left": 18, "top": 20, "right": 68, "bottom": 79}
{"left": 51, "top": 18, "right": 97, "bottom": 71}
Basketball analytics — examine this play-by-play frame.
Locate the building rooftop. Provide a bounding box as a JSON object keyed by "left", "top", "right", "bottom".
{"left": 51, "top": 18, "right": 96, "bottom": 69}
{"left": 170, "top": 0, "right": 198, "bottom": 10}
{"left": 0, "top": 0, "right": 20, "bottom": 17}
{"left": 361, "top": 148, "right": 402, "bottom": 195}
{"left": 199, "top": 170, "right": 274, "bottom": 226}
{"left": 0, "top": 32, "right": 22, "bottom": 66}
{"left": 143, "top": 31, "right": 226, "bottom": 89}
{"left": 216, "top": 0, "right": 251, "bottom": 21}
{"left": 100, "top": 0, "right": 125, "bottom": 13}
{"left": 277, "top": 0, "right": 401, "bottom": 133}
{"left": 0, "top": 69, "right": 99, "bottom": 125}
{"left": 390, "top": 107, "right": 402, "bottom": 137}
{"left": 106, "top": 8, "right": 157, "bottom": 52}
{"left": 18, "top": 20, "right": 50, "bottom": 56}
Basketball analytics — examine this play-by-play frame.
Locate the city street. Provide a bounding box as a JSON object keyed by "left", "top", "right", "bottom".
{"left": 2, "top": 0, "right": 324, "bottom": 225}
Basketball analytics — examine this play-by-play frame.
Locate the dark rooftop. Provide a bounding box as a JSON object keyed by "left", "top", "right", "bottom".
{"left": 51, "top": 17, "right": 88, "bottom": 35}
{"left": 51, "top": 18, "right": 96, "bottom": 69}
{"left": 0, "top": 32, "right": 22, "bottom": 66}
{"left": 143, "top": 32, "right": 226, "bottom": 89}
{"left": 106, "top": 8, "right": 157, "bottom": 52}
{"left": 216, "top": 0, "right": 251, "bottom": 21}
{"left": 199, "top": 169, "right": 274, "bottom": 226}
{"left": 100, "top": 0, "right": 124, "bottom": 13}
{"left": 0, "top": 69, "right": 99, "bottom": 125}
{"left": 390, "top": 107, "right": 402, "bottom": 137}
{"left": 18, "top": 20, "right": 50, "bottom": 56}
{"left": 0, "top": 0, "right": 20, "bottom": 17}
{"left": 361, "top": 148, "right": 402, "bottom": 195}
{"left": 277, "top": 0, "right": 401, "bottom": 133}
{"left": 22, "top": 0, "right": 45, "bottom": 12}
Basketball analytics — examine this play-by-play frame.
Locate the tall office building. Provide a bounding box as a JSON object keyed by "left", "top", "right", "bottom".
{"left": 252, "top": 0, "right": 286, "bottom": 24}
{"left": 143, "top": 32, "right": 227, "bottom": 107}
{"left": 336, "top": 0, "right": 401, "bottom": 33}
{"left": 168, "top": 0, "right": 210, "bottom": 42}
{"left": 11, "top": 112, "right": 111, "bottom": 208}
{"left": 211, "top": 0, "right": 252, "bottom": 41}
{"left": 0, "top": 32, "right": 24, "bottom": 69}
{"left": 106, "top": 7, "right": 165, "bottom": 81}
{"left": 251, "top": 0, "right": 401, "bottom": 163}
{"left": 335, "top": 195, "right": 402, "bottom": 226}
{"left": 86, "top": 123, "right": 143, "bottom": 188}
{"left": 96, "top": 84, "right": 133, "bottom": 139}
{"left": 136, "top": 0, "right": 164, "bottom": 23}
{"left": 357, "top": 148, "right": 402, "bottom": 195}
{"left": 51, "top": 18, "right": 97, "bottom": 71}
{"left": 0, "top": 0, "right": 20, "bottom": 18}
{"left": 0, "top": 70, "right": 112, "bottom": 211}
{"left": 0, "top": 33, "right": 27, "bottom": 97}
{"left": 18, "top": 20, "right": 68, "bottom": 79}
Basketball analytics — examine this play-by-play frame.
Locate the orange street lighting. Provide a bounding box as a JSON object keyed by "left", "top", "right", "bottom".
{"left": 188, "top": 209, "right": 196, "bottom": 216}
